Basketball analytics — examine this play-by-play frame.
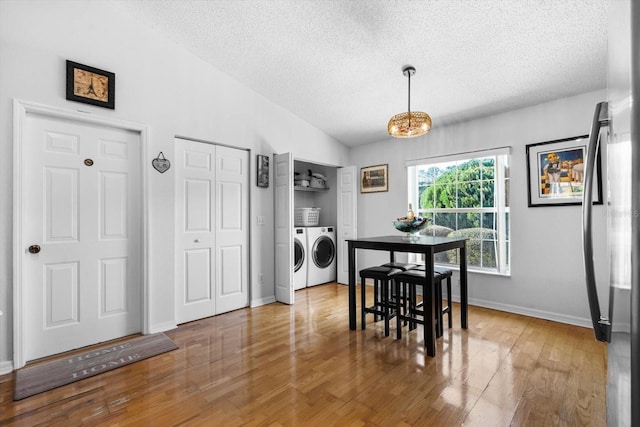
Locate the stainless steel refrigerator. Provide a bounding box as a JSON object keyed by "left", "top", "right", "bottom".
{"left": 583, "top": 0, "right": 638, "bottom": 425}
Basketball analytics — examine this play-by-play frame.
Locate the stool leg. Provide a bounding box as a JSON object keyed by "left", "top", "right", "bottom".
{"left": 373, "top": 279, "right": 380, "bottom": 322}
{"left": 360, "top": 276, "right": 366, "bottom": 330}
{"left": 402, "top": 282, "right": 409, "bottom": 326}
{"left": 436, "top": 280, "right": 443, "bottom": 338}
{"left": 447, "top": 276, "right": 452, "bottom": 328}
{"left": 383, "top": 278, "right": 390, "bottom": 337}
{"left": 408, "top": 283, "right": 424, "bottom": 331}
{"left": 395, "top": 279, "right": 402, "bottom": 339}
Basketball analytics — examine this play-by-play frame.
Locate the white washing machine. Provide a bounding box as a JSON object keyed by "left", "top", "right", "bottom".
{"left": 306, "top": 226, "right": 337, "bottom": 286}
{"left": 293, "top": 227, "right": 307, "bottom": 290}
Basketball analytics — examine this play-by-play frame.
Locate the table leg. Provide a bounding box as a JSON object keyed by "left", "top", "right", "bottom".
{"left": 348, "top": 242, "right": 356, "bottom": 330}
{"left": 460, "top": 242, "right": 468, "bottom": 329}
{"left": 425, "top": 250, "right": 436, "bottom": 357}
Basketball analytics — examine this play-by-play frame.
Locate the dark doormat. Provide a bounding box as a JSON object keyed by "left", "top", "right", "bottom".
{"left": 14, "top": 333, "right": 178, "bottom": 400}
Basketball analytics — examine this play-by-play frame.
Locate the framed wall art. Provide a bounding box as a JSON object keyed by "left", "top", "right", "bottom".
{"left": 360, "top": 164, "right": 389, "bottom": 193}
{"left": 66, "top": 60, "right": 115, "bottom": 109}
{"left": 257, "top": 154, "right": 269, "bottom": 188}
{"left": 526, "top": 135, "right": 602, "bottom": 207}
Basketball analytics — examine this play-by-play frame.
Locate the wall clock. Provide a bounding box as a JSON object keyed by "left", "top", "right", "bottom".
{"left": 66, "top": 60, "right": 115, "bottom": 109}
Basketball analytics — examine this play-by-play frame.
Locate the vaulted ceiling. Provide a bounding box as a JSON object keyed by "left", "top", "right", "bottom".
{"left": 113, "top": 0, "right": 608, "bottom": 146}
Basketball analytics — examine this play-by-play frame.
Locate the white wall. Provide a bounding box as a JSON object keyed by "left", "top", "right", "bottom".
{"left": 0, "top": 0, "right": 349, "bottom": 370}
{"left": 349, "top": 90, "right": 609, "bottom": 327}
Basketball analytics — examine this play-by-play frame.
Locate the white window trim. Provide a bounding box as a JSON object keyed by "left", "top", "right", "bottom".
{"left": 407, "top": 148, "right": 511, "bottom": 276}
{"left": 405, "top": 146, "right": 511, "bottom": 167}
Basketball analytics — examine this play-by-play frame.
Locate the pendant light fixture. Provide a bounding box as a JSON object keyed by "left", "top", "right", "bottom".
{"left": 387, "top": 65, "right": 432, "bottom": 138}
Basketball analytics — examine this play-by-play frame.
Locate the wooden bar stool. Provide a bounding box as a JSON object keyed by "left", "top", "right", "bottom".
{"left": 382, "top": 262, "right": 417, "bottom": 327}
{"left": 415, "top": 266, "right": 453, "bottom": 336}
{"left": 360, "top": 265, "right": 403, "bottom": 336}
{"left": 435, "top": 267, "right": 453, "bottom": 332}
{"left": 393, "top": 269, "right": 435, "bottom": 347}
{"left": 393, "top": 267, "right": 453, "bottom": 342}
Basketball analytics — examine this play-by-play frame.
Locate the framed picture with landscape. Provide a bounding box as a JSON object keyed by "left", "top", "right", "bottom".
{"left": 360, "top": 164, "right": 388, "bottom": 193}
{"left": 525, "top": 135, "right": 602, "bottom": 207}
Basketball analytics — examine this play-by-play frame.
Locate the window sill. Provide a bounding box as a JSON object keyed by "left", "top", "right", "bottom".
{"left": 428, "top": 263, "right": 511, "bottom": 278}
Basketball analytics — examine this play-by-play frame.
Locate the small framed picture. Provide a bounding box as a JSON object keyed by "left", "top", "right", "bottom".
{"left": 257, "top": 154, "right": 269, "bottom": 188}
{"left": 360, "top": 164, "right": 389, "bottom": 193}
{"left": 66, "top": 60, "right": 115, "bottom": 109}
{"left": 526, "top": 135, "right": 602, "bottom": 207}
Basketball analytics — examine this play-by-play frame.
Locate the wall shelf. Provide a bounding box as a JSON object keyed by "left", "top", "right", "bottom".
{"left": 294, "top": 185, "right": 329, "bottom": 192}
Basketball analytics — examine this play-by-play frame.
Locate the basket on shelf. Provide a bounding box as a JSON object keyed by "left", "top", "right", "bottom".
{"left": 295, "top": 207, "right": 321, "bottom": 226}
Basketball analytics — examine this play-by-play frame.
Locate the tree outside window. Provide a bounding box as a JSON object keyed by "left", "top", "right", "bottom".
{"left": 409, "top": 153, "right": 510, "bottom": 275}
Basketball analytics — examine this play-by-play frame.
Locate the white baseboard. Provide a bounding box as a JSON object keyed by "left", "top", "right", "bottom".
{"left": 251, "top": 296, "right": 276, "bottom": 307}
{"left": 460, "top": 296, "right": 593, "bottom": 329}
{"left": 356, "top": 285, "right": 593, "bottom": 328}
{"left": 0, "top": 360, "right": 14, "bottom": 375}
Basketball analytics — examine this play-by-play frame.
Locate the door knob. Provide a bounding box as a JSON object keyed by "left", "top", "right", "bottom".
{"left": 28, "top": 245, "right": 41, "bottom": 254}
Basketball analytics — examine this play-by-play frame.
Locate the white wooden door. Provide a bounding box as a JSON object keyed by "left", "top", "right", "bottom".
{"left": 22, "top": 113, "right": 142, "bottom": 362}
{"left": 274, "top": 152, "right": 293, "bottom": 304}
{"left": 215, "top": 145, "right": 249, "bottom": 314}
{"left": 175, "top": 138, "right": 217, "bottom": 323}
{"left": 337, "top": 166, "right": 357, "bottom": 284}
{"left": 175, "top": 138, "right": 248, "bottom": 323}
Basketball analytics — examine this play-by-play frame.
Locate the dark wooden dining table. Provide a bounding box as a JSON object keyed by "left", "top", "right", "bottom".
{"left": 347, "top": 235, "right": 468, "bottom": 357}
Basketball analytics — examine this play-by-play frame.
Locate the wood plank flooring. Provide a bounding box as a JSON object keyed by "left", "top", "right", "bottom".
{"left": 0, "top": 283, "right": 607, "bottom": 426}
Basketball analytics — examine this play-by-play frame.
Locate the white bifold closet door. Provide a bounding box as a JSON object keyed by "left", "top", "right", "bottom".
{"left": 175, "top": 138, "right": 249, "bottom": 323}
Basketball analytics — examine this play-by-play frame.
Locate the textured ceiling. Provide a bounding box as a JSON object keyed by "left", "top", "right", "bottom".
{"left": 113, "top": 0, "right": 608, "bottom": 146}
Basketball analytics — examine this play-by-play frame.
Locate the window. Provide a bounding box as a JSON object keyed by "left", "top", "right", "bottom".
{"left": 407, "top": 148, "right": 510, "bottom": 275}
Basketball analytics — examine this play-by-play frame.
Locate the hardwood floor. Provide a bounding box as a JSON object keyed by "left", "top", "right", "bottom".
{"left": 0, "top": 283, "right": 607, "bottom": 426}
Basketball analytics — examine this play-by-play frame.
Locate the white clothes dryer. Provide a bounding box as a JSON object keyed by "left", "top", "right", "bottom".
{"left": 293, "top": 227, "right": 307, "bottom": 290}
{"left": 306, "top": 226, "right": 337, "bottom": 286}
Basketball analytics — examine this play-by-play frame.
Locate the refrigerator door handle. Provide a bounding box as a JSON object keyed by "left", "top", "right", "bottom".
{"left": 582, "top": 101, "right": 611, "bottom": 342}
